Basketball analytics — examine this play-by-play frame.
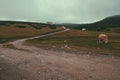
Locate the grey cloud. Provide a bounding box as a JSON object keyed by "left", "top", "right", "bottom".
{"left": 0, "top": 0, "right": 120, "bottom": 23}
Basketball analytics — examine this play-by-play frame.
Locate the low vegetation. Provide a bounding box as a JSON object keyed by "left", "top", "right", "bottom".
{"left": 0, "top": 25, "right": 62, "bottom": 43}
{"left": 26, "top": 30, "right": 120, "bottom": 56}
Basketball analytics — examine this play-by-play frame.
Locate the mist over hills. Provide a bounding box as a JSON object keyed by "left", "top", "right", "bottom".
{"left": 67, "top": 15, "right": 120, "bottom": 30}
{"left": 0, "top": 15, "right": 120, "bottom": 31}
{"left": 54, "top": 15, "right": 120, "bottom": 31}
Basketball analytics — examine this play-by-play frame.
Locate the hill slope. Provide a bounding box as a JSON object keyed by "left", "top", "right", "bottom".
{"left": 74, "top": 15, "right": 120, "bottom": 31}
{"left": 54, "top": 15, "right": 120, "bottom": 31}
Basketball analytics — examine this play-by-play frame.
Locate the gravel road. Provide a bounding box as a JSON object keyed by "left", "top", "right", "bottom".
{"left": 0, "top": 29, "right": 120, "bottom": 80}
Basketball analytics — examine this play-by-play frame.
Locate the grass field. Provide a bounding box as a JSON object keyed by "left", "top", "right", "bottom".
{"left": 0, "top": 25, "right": 62, "bottom": 43}
{"left": 26, "top": 30, "right": 120, "bottom": 56}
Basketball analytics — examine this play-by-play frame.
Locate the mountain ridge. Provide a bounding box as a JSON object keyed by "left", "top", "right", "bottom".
{"left": 0, "top": 15, "right": 120, "bottom": 31}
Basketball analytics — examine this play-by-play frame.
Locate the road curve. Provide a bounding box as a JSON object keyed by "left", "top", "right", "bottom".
{"left": 9, "top": 28, "right": 70, "bottom": 49}
{"left": 0, "top": 28, "right": 120, "bottom": 80}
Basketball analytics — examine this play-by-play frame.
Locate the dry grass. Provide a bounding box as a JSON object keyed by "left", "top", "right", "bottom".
{"left": 0, "top": 25, "right": 58, "bottom": 38}
{"left": 0, "top": 24, "right": 62, "bottom": 43}
{"left": 26, "top": 30, "right": 120, "bottom": 56}
{"left": 52, "top": 29, "right": 120, "bottom": 37}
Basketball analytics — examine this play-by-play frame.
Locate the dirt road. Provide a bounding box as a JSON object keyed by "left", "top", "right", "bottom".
{"left": 0, "top": 29, "right": 120, "bottom": 80}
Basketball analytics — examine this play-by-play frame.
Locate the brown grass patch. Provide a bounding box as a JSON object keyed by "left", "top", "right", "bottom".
{"left": 26, "top": 30, "right": 120, "bottom": 56}
{"left": 0, "top": 26, "right": 58, "bottom": 38}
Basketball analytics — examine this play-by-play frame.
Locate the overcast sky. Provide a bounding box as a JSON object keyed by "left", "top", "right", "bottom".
{"left": 0, "top": 0, "right": 120, "bottom": 23}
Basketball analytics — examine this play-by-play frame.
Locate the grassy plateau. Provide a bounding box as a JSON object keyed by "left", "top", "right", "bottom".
{"left": 0, "top": 24, "right": 62, "bottom": 43}
{"left": 26, "top": 30, "right": 120, "bottom": 56}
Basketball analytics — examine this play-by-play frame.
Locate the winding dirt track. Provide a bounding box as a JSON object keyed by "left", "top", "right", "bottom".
{"left": 0, "top": 29, "right": 120, "bottom": 80}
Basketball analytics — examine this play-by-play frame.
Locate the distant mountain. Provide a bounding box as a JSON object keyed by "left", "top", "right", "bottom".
{"left": 1, "top": 15, "right": 120, "bottom": 31}
{"left": 74, "top": 15, "right": 120, "bottom": 31}
{"left": 53, "top": 15, "right": 120, "bottom": 31}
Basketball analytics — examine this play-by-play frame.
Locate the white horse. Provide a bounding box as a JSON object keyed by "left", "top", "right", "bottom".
{"left": 97, "top": 34, "right": 108, "bottom": 44}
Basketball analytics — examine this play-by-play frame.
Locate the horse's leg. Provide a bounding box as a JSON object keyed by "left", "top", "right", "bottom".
{"left": 97, "top": 39, "right": 99, "bottom": 44}
{"left": 97, "top": 39, "right": 100, "bottom": 44}
{"left": 105, "top": 39, "right": 108, "bottom": 44}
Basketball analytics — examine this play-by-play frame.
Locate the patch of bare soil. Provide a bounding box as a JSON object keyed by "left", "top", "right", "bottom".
{"left": 0, "top": 45, "right": 120, "bottom": 80}
{"left": 0, "top": 57, "right": 34, "bottom": 80}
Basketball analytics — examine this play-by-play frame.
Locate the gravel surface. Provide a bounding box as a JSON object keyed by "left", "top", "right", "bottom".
{"left": 0, "top": 29, "right": 120, "bottom": 80}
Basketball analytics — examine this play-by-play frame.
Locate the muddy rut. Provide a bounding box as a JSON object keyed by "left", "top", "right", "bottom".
{"left": 0, "top": 29, "right": 120, "bottom": 80}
